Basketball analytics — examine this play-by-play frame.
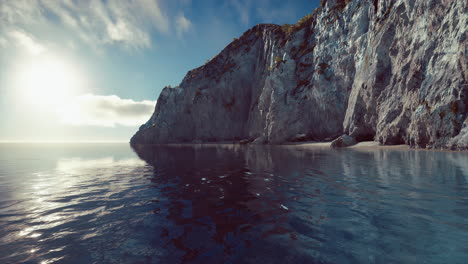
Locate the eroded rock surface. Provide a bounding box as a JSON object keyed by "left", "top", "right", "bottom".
{"left": 132, "top": 0, "right": 467, "bottom": 150}
{"left": 331, "top": 135, "right": 357, "bottom": 148}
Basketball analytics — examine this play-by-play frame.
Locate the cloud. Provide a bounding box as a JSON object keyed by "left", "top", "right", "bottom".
{"left": 59, "top": 94, "right": 156, "bottom": 127}
{"left": 7, "top": 30, "right": 45, "bottom": 55}
{"left": 0, "top": 0, "right": 170, "bottom": 50}
{"left": 175, "top": 13, "right": 192, "bottom": 37}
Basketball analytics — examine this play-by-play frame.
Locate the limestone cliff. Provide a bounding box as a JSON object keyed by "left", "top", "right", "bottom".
{"left": 131, "top": 0, "right": 467, "bottom": 150}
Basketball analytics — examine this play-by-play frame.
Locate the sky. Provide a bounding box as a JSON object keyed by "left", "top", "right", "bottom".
{"left": 0, "top": 0, "right": 319, "bottom": 142}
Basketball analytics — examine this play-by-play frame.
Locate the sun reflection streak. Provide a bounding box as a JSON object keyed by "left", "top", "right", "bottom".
{"left": 40, "top": 256, "right": 65, "bottom": 264}
{"left": 18, "top": 227, "right": 42, "bottom": 238}
{"left": 29, "top": 233, "right": 42, "bottom": 238}
{"left": 14, "top": 156, "right": 147, "bottom": 248}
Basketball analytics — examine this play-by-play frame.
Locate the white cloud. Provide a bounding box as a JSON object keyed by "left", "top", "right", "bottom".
{"left": 0, "top": 0, "right": 44, "bottom": 25}
{"left": 0, "top": 0, "right": 170, "bottom": 50}
{"left": 59, "top": 94, "right": 156, "bottom": 127}
{"left": 8, "top": 30, "right": 45, "bottom": 55}
{"left": 135, "top": 0, "right": 170, "bottom": 33}
{"left": 175, "top": 13, "right": 192, "bottom": 37}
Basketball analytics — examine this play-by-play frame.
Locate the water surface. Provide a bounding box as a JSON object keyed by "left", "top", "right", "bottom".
{"left": 0, "top": 143, "right": 467, "bottom": 263}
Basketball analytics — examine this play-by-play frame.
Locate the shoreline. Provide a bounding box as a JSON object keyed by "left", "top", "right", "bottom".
{"left": 284, "top": 141, "right": 409, "bottom": 150}
{"left": 133, "top": 141, "right": 467, "bottom": 153}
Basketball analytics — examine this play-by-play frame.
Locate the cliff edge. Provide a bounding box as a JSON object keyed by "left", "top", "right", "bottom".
{"left": 131, "top": 0, "right": 467, "bottom": 150}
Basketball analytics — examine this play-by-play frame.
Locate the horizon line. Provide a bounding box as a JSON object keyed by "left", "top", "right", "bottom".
{"left": 0, "top": 140, "right": 130, "bottom": 144}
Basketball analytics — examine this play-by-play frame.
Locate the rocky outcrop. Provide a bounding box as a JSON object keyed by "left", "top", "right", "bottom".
{"left": 132, "top": 0, "right": 467, "bottom": 150}
{"left": 331, "top": 134, "right": 357, "bottom": 148}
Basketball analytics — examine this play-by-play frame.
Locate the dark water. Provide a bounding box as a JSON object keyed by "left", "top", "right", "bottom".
{"left": 0, "top": 143, "right": 467, "bottom": 264}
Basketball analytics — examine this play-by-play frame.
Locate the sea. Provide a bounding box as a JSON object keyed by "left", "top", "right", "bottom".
{"left": 0, "top": 143, "right": 467, "bottom": 263}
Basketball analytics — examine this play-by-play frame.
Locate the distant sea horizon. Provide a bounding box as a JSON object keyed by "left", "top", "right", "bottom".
{"left": 0, "top": 140, "right": 130, "bottom": 144}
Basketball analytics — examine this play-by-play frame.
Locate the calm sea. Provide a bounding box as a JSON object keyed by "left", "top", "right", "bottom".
{"left": 0, "top": 143, "right": 467, "bottom": 263}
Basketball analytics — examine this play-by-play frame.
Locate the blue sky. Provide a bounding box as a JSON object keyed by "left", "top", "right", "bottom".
{"left": 0, "top": 0, "right": 319, "bottom": 142}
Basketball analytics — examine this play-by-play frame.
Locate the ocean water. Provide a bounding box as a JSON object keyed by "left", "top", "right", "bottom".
{"left": 0, "top": 143, "right": 467, "bottom": 264}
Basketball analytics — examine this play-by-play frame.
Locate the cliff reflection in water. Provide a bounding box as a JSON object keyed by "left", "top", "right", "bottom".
{"left": 131, "top": 144, "right": 468, "bottom": 263}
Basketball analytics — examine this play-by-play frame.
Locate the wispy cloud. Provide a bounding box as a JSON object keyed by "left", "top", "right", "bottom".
{"left": 7, "top": 30, "right": 45, "bottom": 55}
{"left": 0, "top": 0, "right": 173, "bottom": 51}
{"left": 175, "top": 13, "right": 192, "bottom": 37}
{"left": 59, "top": 94, "right": 156, "bottom": 127}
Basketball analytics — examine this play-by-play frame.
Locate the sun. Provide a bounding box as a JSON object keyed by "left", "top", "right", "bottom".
{"left": 15, "top": 56, "right": 83, "bottom": 108}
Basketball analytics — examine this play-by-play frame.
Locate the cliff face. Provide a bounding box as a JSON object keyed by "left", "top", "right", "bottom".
{"left": 132, "top": 0, "right": 467, "bottom": 150}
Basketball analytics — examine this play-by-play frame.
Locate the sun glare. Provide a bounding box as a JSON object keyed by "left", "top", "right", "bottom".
{"left": 15, "top": 56, "right": 83, "bottom": 108}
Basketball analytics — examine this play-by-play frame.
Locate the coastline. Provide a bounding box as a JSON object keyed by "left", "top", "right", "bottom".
{"left": 282, "top": 141, "right": 410, "bottom": 151}
{"left": 132, "top": 141, "right": 467, "bottom": 153}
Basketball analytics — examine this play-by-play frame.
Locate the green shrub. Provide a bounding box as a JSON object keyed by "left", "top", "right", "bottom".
{"left": 297, "top": 13, "right": 313, "bottom": 26}
{"left": 281, "top": 24, "right": 295, "bottom": 34}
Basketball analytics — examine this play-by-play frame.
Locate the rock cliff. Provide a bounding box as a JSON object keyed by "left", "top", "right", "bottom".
{"left": 131, "top": 0, "right": 467, "bottom": 150}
